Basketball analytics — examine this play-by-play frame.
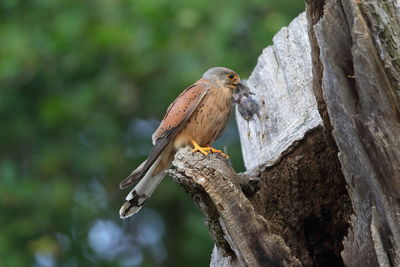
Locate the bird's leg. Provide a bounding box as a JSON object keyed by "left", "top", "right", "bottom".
{"left": 191, "top": 140, "right": 229, "bottom": 158}
{"left": 191, "top": 140, "right": 209, "bottom": 156}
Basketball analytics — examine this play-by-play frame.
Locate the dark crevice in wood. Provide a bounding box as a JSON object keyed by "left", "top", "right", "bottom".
{"left": 303, "top": 212, "right": 344, "bottom": 267}
{"left": 305, "top": 0, "right": 331, "bottom": 136}
{"left": 250, "top": 128, "right": 352, "bottom": 266}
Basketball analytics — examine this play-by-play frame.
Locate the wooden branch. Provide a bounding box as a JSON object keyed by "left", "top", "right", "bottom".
{"left": 167, "top": 147, "right": 301, "bottom": 267}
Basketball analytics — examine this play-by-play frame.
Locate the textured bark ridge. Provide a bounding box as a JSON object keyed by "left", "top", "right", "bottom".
{"left": 311, "top": 0, "right": 400, "bottom": 266}
{"left": 168, "top": 148, "right": 302, "bottom": 267}
{"left": 167, "top": 1, "right": 400, "bottom": 266}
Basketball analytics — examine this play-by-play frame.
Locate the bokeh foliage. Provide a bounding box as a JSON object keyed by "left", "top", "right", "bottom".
{"left": 0, "top": 0, "right": 304, "bottom": 266}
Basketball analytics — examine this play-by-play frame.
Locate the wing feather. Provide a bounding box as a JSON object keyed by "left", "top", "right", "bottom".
{"left": 119, "top": 79, "right": 209, "bottom": 188}
{"left": 152, "top": 79, "right": 209, "bottom": 144}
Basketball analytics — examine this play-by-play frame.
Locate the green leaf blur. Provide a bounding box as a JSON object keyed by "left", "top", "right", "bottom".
{"left": 0, "top": 0, "right": 304, "bottom": 266}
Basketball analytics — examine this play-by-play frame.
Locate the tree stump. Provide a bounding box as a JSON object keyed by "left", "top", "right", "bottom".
{"left": 168, "top": 1, "right": 400, "bottom": 265}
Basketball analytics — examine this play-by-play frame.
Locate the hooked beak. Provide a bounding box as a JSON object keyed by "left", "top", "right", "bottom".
{"left": 229, "top": 77, "right": 240, "bottom": 89}
{"left": 233, "top": 76, "right": 240, "bottom": 85}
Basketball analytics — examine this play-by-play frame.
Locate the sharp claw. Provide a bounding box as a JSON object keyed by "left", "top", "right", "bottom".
{"left": 191, "top": 141, "right": 229, "bottom": 158}
{"left": 206, "top": 147, "right": 229, "bottom": 158}
{"left": 191, "top": 140, "right": 209, "bottom": 156}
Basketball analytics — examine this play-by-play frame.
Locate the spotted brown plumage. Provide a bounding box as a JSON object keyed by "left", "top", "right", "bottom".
{"left": 119, "top": 67, "right": 240, "bottom": 219}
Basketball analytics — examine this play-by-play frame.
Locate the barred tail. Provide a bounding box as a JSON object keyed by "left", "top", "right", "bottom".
{"left": 119, "top": 157, "right": 165, "bottom": 219}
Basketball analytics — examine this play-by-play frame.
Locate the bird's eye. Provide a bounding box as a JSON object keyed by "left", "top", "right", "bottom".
{"left": 228, "top": 74, "right": 235, "bottom": 79}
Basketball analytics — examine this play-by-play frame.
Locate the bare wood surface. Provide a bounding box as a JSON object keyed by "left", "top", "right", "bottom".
{"left": 236, "top": 13, "right": 323, "bottom": 170}
{"left": 313, "top": 0, "right": 400, "bottom": 266}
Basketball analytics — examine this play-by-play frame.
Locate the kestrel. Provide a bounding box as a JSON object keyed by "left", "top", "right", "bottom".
{"left": 119, "top": 67, "right": 240, "bottom": 219}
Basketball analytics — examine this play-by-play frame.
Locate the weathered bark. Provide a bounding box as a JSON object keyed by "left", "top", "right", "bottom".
{"left": 167, "top": 1, "right": 400, "bottom": 266}
{"left": 168, "top": 148, "right": 302, "bottom": 267}
{"left": 310, "top": 0, "right": 400, "bottom": 266}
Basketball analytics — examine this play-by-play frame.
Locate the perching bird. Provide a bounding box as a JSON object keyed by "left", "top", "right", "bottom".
{"left": 119, "top": 67, "right": 240, "bottom": 219}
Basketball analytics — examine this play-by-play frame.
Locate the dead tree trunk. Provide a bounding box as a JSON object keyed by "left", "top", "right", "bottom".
{"left": 167, "top": 1, "right": 400, "bottom": 266}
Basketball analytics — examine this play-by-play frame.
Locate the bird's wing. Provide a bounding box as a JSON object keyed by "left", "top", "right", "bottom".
{"left": 119, "top": 79, "right": 210, "bottom": 189}
{"left": 152, "top": 79, "right": 210, "bottom": 143}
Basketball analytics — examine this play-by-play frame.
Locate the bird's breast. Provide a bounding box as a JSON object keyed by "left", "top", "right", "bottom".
{"left": 174, "top": 87, "right": 233, "bottom": 149}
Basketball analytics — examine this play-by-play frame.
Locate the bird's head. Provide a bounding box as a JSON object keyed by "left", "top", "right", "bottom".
{"left": 202, "top": 67, "right": 240, "bottom": 89}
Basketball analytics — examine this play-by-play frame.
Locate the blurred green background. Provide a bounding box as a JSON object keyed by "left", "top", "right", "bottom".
{"left": 0, "top": 0, "right": 304, "bottom": 266}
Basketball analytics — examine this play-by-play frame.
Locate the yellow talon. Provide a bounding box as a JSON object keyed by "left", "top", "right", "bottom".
{"left": 191, "top": 140, "right": 229, "bottom": 158}
{"left": 191, "top": 140, "right": 209, "bottom": 156}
